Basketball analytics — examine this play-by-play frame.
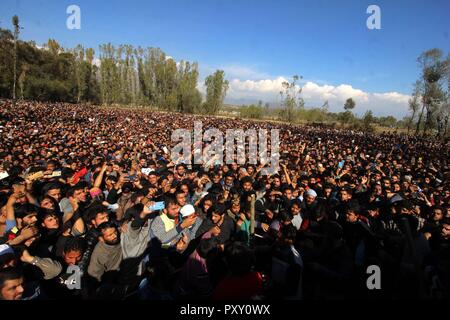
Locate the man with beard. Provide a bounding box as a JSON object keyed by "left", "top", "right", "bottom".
{"left": 0, "top": 267, "right": 24, "bottom": 300}
{"left": 299, "top": 189, "right": 319, "bottom": 230}
{"left": 87, "top": 221, "right": 123, "bottom": 283}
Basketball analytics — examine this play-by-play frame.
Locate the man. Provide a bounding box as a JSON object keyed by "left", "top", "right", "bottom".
{"left": 227, "top": 199, "right": 242, "bottom": 222}
{"left": 210, "top": 205, "right": 235, "bottom": 243}
{"left": 335, "top": 187, "right": 353, "bottom": 222}
{"left": 121, "top": 204, "right": 154, "bottom": 277}
{"left": 88, "top": 221, "right": 123, "bottom": 283}
{"left": 20, "top": 236, "right": 85, "bottom": 281}
{"left": 290, "top": 199, "right": 303, "bottom": 231}
{"left": 116, "top": 182, "right": 134, "bottom": 221}
{"left": 0, "top": 267, "right": 24, "bottom": 300}
{"left": 300, "top": 189, "right": 319, "bottom": 225}
{"left": 223, "top": 173, "right": 235, "bottom": 191}
{"left": 272, "top": 224, "right": 303, "bottom": 298}
{"left": 43, "top": 182, "right": 62, "bottom": 203}
{"left": 74, "top": 203, "right": 110, "bottom": 275}
{"left": 423, "top": 206, "right": 445, "bottom": 240}
{"left": 343, "top": 201, "right": 372, "bottom": 260}
{"left": 147, "top": 172, "right": 159, "bottom": 189}
{"left": 150, "top": 196, "right": 199, "bottom": 249}
{"left": 174, "top": 164, "right": 186, "bottom": 182}
{"left": 196, "top": 205, "right": 235, "bottom": 244}
{"left": 175, "top": 190, "right": 187, "bottom": 207}
{"left": 5, "top": 193, "right": 39, "bottom": 237}
{"left": 60, "top": 184, "right": 87, "bottom": 224}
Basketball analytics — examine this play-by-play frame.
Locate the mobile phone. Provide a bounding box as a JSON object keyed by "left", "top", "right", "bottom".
{"left": 148, "top": 201, "right": 165, "bottom": 211}
{"left": 338, "top": 160, "right": 345, "bottom": 169}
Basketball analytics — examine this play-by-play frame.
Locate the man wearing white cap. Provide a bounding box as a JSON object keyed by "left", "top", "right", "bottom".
{"left": 180, "top": 204, "right": 196, "bottom": 224}
{"left": 300, "top": 189, "right": 319, "bottom": 226}
{"left": 304, "top": 189, "right": 317, "bottom": 205}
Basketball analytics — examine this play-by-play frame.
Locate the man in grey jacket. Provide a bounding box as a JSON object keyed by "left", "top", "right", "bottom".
{"left": 121, "top": 203, "right": 154, "bottom": 276}
{"left": 87, "top": 221, "right": 122, "bottom": 282}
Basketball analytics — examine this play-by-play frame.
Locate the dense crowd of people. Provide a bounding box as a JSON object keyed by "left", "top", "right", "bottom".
{"left": 0, "top": 99, "right": 449, "bottom": 300}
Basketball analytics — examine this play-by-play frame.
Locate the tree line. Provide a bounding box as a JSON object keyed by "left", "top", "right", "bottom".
{"left": 1, "top": 16, "right": 448, "bottom": 136}
{"left": 0, "top": 16, "right": 229, "bottom": 114}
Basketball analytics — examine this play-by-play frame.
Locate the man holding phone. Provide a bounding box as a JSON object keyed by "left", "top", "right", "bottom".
{"left": 150, "top": 196, "right": 201, "bottom": 251}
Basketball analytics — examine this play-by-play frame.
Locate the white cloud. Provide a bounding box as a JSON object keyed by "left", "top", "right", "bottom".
{"left": 197, "top": 64, "right": 410, "bottom": 118}
{"left": 224, "top": 77, "right": 410, "bottom": 118}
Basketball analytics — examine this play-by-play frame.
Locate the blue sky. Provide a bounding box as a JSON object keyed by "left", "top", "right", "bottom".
{"left": 1, "top": 0, "right": 449, "bottom": 117}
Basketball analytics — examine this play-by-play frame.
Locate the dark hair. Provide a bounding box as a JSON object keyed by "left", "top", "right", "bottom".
{"left": 224, "top": 242, "right": 254, "bottom": 276}
{"left": 209, "top": 204, "right": 226, "bottom": 217}
{"left": 0, "top": 267, "right": 22, "bottom": 291}
{"left": 280, "top": 224, "right": 297, "bottom": 242}
{"left": 197, "top": 238, "right": 219, "bottom": 259}
{"left": 15, "top": 203, "right": 39, "bottom": 219}
{"left": 0, "top": 194, "right": 8, "bottom": 209}
{"left": 123, "top": 203, "right": 144, "bottom": 221}
{"left": 199, "top": 194, "right": 215, "bottom": 209}
{"left": 277, "top": 210, "right": 291, "bottom": 223}
{"left": 291, "top": 199, "right": 302, "bottom": 208}
{"left": 164, "top": 194, "right": 178, "bottom": 208}
{"left": 43, "top": 182, "right": 61, "bottom": 194}
{"left": 66, "top": 184, "right": 84, "bottom": 198}
{"left": 97, "top": 221, "right": 117, "bottom": 233}
{"left": 241, "top": 176, "right": 253, "bottom": 185}
{"left": 346, "top": 200, "right": 361, "bottom": 214}
{"left": 38, "top": 207, "right": 58, "bottom": 221}
{"left": 208, "top": 183, "right": 224, "bottom": 195}
{"left": 86, "top": 202, "right": 108, "bottom": 222}
{"left": 340, "top": 186, "right": 353, "bottom": 195}
{"left": 63, "top": 236, "right": 87, "bottom": 254}
{"left": 174, "top": 189, "right": 186, "bottom": 197}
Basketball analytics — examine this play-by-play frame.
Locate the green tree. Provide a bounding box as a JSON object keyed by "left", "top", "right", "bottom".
{"left": 177, "top": 61, "right": 201, "bottom": 113}
{"left": 12, "top": 15, "right": 20, "bottom": 104}
{"left": 203, "top": 70, "right": 229, "bottom": 115}
{"left": 0, "top": 29, "right": 14, "bottom": 98}
{"left": 240, "top": 104, "right": 264, "bottom": 119}
{"left": 415, "top": 49, "right": 449, "bottom": 136}
{"left": 280, "top": 75, "right": 304, "bottom": 123}
{"left": 344, "top": 98, "right": 355, "bottom": 111}
{"left": 362, "top": 110, "right": 375, "bottom": 131}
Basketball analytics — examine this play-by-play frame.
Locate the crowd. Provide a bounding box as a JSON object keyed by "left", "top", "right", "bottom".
{"left": 0, "top": 99, "right": 449, "bottom": 300}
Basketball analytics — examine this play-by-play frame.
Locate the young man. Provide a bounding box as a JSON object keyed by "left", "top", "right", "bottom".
{"left": 87, "top": 221, "right": 123, "bottom": 283}
{"left": 290, "top": 199, "right": 303, "bottom": 231}
{"left": 20, "top": 235, "right": 82, "bottom": 280}
{"left": 196, "top": 205, "right": 235, "bottom": 244}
